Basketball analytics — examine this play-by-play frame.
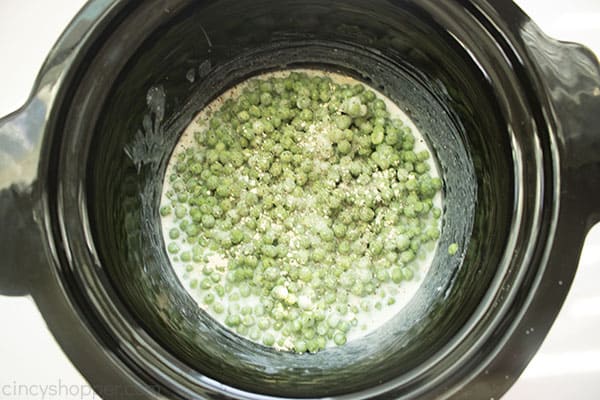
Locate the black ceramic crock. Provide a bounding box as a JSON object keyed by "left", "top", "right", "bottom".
{"left": 1, "top": 0, "right": 599, "bottom": 399}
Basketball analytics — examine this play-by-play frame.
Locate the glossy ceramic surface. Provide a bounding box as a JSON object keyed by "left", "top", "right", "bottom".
{"left": 0, "top": 1, "right": 599, "bottom": 399}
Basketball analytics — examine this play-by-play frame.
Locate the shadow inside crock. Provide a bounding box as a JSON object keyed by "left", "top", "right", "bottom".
{"left": 88, "top": 0, "right": 513, "bottom": 396}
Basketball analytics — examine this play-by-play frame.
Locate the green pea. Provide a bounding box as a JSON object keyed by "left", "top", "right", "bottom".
{"left": 338, "top": 321, "right": 351, "bottom": 333}
{"left": 359, "top": 208, "right": 375, "bottom": 222}
{"left": 169, "top": 228, "right": 180, "bottom": 240}
{"left": 263, "top": 333, "right": 275, "bottom": 346}
{"left": 415, "top": 162, "right": 430, "bottom": 175}
{"left": 333, "top": 332, "right": 347, "bottom": 346}
{"left": 180, "top": 251, "right": 192, "bottom": 262}
{"left": 337, "top": 140, "right": 352, "bottom": 154}
{"left": 334, "top": 115, "right": 352, "bottom": 130}
{"left": 167, "top": 242, "right": 180, "bottom": 254}
{"left": 294, "top": 340, "right": 307, "bottom": 353}
{"left": 260, "top": 92, "right": 273, "bottom": 106}
{"left": 225, "top": 315, "right": 241, "bottom": 327}
{"left": 204, "top": 293, "right": 215, "bottom": 305}
{"left": 237, "top": 110, "right": 250, "bottom": 122}
{"left": 202, "top": 215, "right": 216, "bottom": 228}
{"left": 215, "top": 285, "right": 225, "bottom": 297}
{"left": 371, "top": 125, "right": 385, "bottom": 145}
{"left": 399, "top": 250, "right": 415, "bottom": 263}
{"left": 258, "top": 318, "right": 271, "bottom": 330}
{"left": 213, "top": 302, "right": 224, "bottom": 314}
{"left": 240, "top": 284, "right": 251, "bottom": 297}
{"left": 391, "top": 267, "right": 403, "bottom": 284}
{"left": 242, "top": 315, "right": 255, "bottom": 327}
{"left": 174, "top": 205, "right": 186, "bottom": 219}
{"left": 448, "top": 243, "right": 459, "bottom": 255}
{"left": 402, "top": 267, "right": 414, "bottom": 280}
{"left": 160, "top": 205, "right": 172, "bottom": 217}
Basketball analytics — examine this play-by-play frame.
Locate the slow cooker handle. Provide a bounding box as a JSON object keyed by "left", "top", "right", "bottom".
{"left": 0, "top": 104, "right": 47, "bottom": 296}
{"left": 523, "top": 28, "right": 600, "bottom": 228}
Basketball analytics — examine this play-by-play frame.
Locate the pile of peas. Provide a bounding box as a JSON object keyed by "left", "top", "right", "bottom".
{"left": 160, "top": 71, "right": 442, "bottom": 353}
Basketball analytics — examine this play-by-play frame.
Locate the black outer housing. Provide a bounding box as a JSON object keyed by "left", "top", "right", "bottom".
{"left": 0, "top": 0, "right": 599, "bottom": 399}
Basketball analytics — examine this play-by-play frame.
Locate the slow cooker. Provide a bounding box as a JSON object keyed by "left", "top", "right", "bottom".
{"left": 1, "top": 0, "right": 599, "bottom": 399}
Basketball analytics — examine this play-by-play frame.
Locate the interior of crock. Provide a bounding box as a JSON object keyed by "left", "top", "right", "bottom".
{"left": 87, "top": 0, "right": 513, "bottom": 396}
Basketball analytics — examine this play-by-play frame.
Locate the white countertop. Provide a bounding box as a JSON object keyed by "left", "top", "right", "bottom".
{"left": 0, "top": 1, "right": 598, "bottom": 399}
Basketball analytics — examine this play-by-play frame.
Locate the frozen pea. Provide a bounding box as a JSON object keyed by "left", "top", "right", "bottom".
{"left": 448, "top": 243, "right": 459, "bottom": 255}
